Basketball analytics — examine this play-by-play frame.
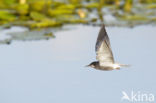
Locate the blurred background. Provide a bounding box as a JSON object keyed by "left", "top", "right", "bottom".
{"left": 0, "top": 0, "right": 156, "bottom": 103}
{"left": 0, "top": 0, "right": 156, "bottom": 26}
{"left": 0, "top": 0, "right": 156, "bottom": 43}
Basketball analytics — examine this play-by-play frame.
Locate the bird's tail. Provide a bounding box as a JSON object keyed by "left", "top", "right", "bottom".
{"left": 119, "top": 64, "right": 130, "bottom": 68}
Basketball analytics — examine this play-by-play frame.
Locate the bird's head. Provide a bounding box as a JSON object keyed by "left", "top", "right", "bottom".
{"left": 86, "top": 61, "right": 99, "bottom": 68}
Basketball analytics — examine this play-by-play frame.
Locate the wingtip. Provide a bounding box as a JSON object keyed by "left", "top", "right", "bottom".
{"left": 102, "top": 23, "right": 106, "bottom": 27}
{"left": 101, "top": 23, "right": 106, "bottom": 30}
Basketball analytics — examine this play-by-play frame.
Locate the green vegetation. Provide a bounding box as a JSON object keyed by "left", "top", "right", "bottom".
{"left": 0, "top": 10, "right": 16, "bottom": 22}
{"left": 0, "top": 0, "right": 156, "bottom": 29}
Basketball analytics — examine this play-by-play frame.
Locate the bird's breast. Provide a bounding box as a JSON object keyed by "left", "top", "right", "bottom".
{"left": 99, "top": 63, "right": 120, "bottom": 70}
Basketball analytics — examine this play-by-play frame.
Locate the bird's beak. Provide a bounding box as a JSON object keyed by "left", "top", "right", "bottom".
{"left": 85, "top": 65, "right": 89, "bottom": 67}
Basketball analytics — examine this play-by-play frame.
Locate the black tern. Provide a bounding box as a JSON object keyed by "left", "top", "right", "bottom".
{"left": 87, "top": 24, "right": 129, "bottom": 71}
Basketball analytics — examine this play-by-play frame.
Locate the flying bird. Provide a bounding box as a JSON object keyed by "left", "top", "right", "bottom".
{"left": 87, "top": 24, "right": 129, "bottom": 71}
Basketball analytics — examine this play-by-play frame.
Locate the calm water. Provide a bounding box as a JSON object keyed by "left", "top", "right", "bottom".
{"left": 0, "top": 25, "right": 156, "bottom": 103}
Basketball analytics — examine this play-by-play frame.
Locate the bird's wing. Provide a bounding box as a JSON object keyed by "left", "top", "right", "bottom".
{"left": 95, "top": 24, "right": 114, "bottom": 65}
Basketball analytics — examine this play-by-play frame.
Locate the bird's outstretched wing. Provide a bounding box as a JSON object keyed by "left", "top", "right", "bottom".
{"left": 96, "top": 24, "right": 114, "bottom": 65}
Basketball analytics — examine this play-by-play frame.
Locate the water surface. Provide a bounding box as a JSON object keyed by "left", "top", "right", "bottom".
{"left": 0, "top": 25, "right": 156, "bottom": 103}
